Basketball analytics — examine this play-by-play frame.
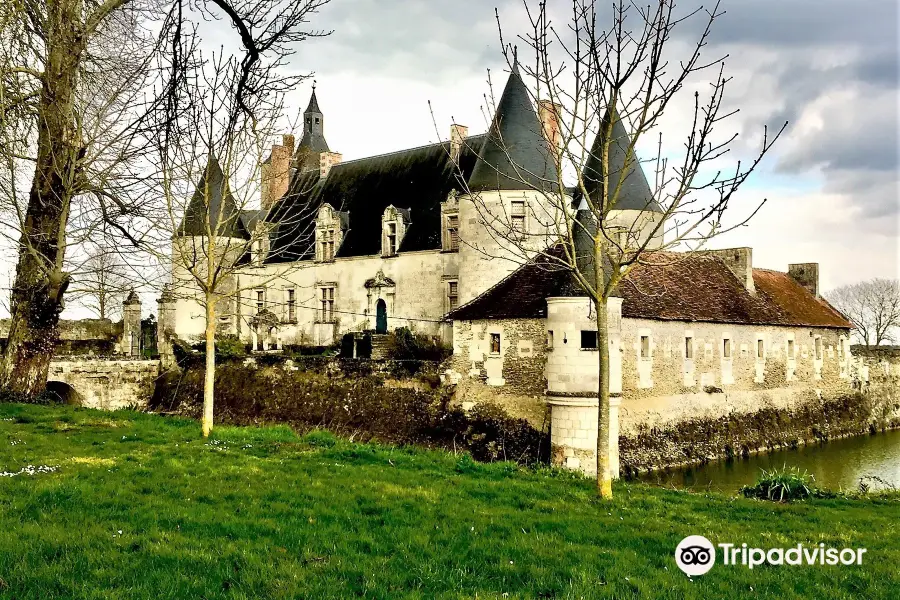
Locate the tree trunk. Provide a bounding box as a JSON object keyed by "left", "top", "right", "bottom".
{"left": 202, "top": 298, "right": 216, "bottom": 437}
{"left": 595, "top": 294, "right": 612, "bottom": 498}
{"left": 0, "top": 2, "right": 85, "bottom": 395}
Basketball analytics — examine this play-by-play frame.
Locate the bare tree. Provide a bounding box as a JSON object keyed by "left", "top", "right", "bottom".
{"left": 826, "top": 279, "right": 900, "bottom": 349}
{"left": 143, "top": 0, "right": 331, "bottom": 436}
{"left": 448, "top": 0, "right": 785, "bottom": 497}
{"left": 66, "top": 242, "right": 132, "bottom": 320}
{"left": 0, "top": 0, "right": 163, "bottom": 393}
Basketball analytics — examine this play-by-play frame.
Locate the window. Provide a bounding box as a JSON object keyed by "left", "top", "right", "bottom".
{"left": 580, "top": 330, "right": 598, "bottom": 350}
{"left": 640, "top": 335, "right": 650, "bottom": 359}
{"left": 320, "top": 287, "right": 334, "bottom": 322}
{"left": 723, "top": 338, "right": 731, "bottom": 359}
{"left": 490, "top": 333, "right": 501, "bottom": 355}
{"left": 757, "top": 339, "right": 765, "bottom": 359}
{"left": 511, "top": 200, "right": 526, "bottom": 234}
{"left": 321, "top": 229, "right": 335, "bottom": 261}
{"left": 447, "top": 281, "right": 458, "bottom": 310}
{"left": 547, "top": 330, "right": 554, "bottom": 351}
{"left": 787, "top": 339, "right": 795, "bottom": 358}
{"left": 446, "top": 214, "right": 459, "bottom": 251}
{"left": 386, "top": 222, "right": 397, "bottom": 255}
{"left": 685, "top": 337, "right": 693, "bottom": 359}
{"left": 256, "top": 290, "right": 265, "bottom": 313}
{"left": 286, "top": 288, "right": 296, "bottom": 322}
{"left": 815, "top": 337, "right": 822, "bottom": 360}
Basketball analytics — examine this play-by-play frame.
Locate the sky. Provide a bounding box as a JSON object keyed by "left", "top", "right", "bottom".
{"left": 272, "top": 0, "right": 898, "bottom": 296}
{"left": 22, "top": 0, "right": 900, "bottom": 319}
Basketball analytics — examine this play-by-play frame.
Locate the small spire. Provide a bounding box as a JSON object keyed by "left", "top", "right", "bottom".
{"left": 511, "top": 45, "right": 520, "bottom": 75}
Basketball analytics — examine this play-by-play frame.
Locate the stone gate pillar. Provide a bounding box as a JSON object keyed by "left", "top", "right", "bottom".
{"left": 545, "top": 296, "right": 623, "bottom": 478}
{"left": 122, "top": 291, "right": 142, "bottom": 356}
{"left": 156, "top": 285, "right": 177, "bottom": 368}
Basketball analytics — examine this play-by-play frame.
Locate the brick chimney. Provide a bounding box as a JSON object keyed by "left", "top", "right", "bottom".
{"left": 708, "top": 247, "right": 755, "bottom": 295}
{"left": 538, "top": 100, "right": 562, "bottom": 149}
{"left": 450, "top": 124, "right": 468, "bottom": 164}
{"left": 320, "top": 151, "right": 342, "bottom": 179}
{"left": 261, "top": 134, "right": 296, "bottom": 210}
{"left": 788, "top": 263, "right": 819, "bottom": 298}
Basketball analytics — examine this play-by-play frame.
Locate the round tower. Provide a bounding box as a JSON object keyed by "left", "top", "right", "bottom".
{"left": 457, "top": 63, "right": 564, "bottom": 305}
{"left": 172, "top": 156, "right": 249, "bottom": 339}
{"left": 583, "top": 106, "right": 666, "bottom": 250}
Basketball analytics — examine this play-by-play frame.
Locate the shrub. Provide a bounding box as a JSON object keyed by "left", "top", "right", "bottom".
{"left": 156, "top": 364, "right": 549, "bottom": 465}
{"left": 384, "top": 327, "right": 451, "bottom": 362}
{"left": 741, "top": 466, "right": 815, "bottom": 502}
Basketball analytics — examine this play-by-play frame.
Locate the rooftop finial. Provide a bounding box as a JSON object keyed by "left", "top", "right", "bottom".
{"left": 512, "top": 45, "right": 519, "bottom": 75}
{"left": 312, "top": 79, "right": 316, "bottom": 92}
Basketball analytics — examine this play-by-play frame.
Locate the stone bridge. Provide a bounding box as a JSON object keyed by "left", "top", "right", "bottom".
{"left": 46, "top": 358, "right": 160, "bottom": 410}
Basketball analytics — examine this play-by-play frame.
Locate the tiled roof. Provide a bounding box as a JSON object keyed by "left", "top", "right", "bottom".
{"left": 449, "top": 246, "right": 852, "bottom": 329}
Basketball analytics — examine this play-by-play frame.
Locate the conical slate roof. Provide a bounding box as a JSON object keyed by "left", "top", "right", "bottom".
{"left": 296, "top": 88, "right": 329, "bottom": 158}
{"left": 583, "top": 107, "right": 662, "bottom": 212}
{"left": 305, "top": 88, "right": 322, "bottom": 114}
{"left": 467, "top": 65, "right": 555, "bottom": 192}
{"left": 177, "top": 156, "right": 249, "bottom": 239}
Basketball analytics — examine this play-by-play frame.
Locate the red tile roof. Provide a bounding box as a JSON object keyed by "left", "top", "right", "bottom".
{"left": 449, "top": 247, "right": 852, "bottom": 329}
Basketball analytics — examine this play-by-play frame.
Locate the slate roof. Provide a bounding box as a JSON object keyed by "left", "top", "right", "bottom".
{"left": 177, "top": 157, "right": 249, "bottom": 239}
{"left": 579, "top": 106, "right": 663, "bottom": 213}
{"left": 467, "top": 66, "right": 556, "bottom": 192}
{"left": 267, "top": 134, "right": 486, "bottom": 262}
{"left": 448, "top": 247, "right": 852, "bottom": 329}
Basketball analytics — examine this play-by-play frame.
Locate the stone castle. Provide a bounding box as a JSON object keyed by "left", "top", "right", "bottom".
{"left": 164, "top": 64, "right": 858, "bottom": 476}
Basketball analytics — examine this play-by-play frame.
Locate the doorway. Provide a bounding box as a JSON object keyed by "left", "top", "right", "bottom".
{"left": 375, "top": 299, "right": 387, "bottom": 334}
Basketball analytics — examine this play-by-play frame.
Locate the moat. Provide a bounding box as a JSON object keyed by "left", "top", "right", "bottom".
{"left": 640, "top": 428, "right": 900, "bottom": 493}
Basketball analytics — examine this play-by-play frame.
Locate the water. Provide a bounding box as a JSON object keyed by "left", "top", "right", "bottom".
{"left": 639, "top": 429, "right": 900, "bottom": 494}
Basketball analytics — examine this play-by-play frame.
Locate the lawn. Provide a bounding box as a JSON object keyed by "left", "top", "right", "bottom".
{"left": 0, "top": 403, "right": 897, "bottom": 599}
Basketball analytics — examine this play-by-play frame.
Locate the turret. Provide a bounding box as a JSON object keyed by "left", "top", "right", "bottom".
{"left": 457, "top": 60, "right": 561, "bottom": 305}
{"left": 583, "top": 106, "right": 665, "bottom": 249}
{"left": 172, "top": 156, "right": 249, "bottom": 338}
{"left": 294, "top": 83, "right": 335, "bottom": 174}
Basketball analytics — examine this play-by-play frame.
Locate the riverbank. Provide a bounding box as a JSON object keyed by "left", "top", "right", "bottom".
{"left": 640, "top": 427, "right": 900, "bottom": 493}
{"left": 620, "top": 389, "right": 900, "bottom": 476}
{"left": 1, "top": 403, "right": 898, "bottom": 599}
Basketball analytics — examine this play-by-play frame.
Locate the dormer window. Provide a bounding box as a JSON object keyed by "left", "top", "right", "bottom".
{"left": 387, "top": 222, "right": 397, "bottom": 255}
{"left": 382, "top": 206, "right": 409, "bottom": 257}
{"left": 441, "top": 192, "right": 460, "bottom": 252}
{"left": 315, "top": 204, "right": 346, "bottom": 262}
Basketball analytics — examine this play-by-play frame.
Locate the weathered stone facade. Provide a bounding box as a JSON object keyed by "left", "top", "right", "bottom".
{"left": 617, "top": 318, "right": 851, "bottom": 432}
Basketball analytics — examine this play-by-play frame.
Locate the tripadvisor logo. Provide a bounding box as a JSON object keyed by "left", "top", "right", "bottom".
{"left": 675, "top": 536, "right": 867, "bottom": 575}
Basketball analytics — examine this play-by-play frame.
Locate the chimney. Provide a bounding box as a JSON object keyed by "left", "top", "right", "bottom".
{"left": 788, "top": 263, "right": 819, "bottom": 298}
{"left": 708, "top": 247, "right": 755, "bottom": 295}
{"left": 261, "top": 134, "right": 296, "bottom": 210}
{"left": 538, "top": 100, "right": 562, "bottom": 149}
{"left": 320, "top": 151, "right": 342, "bottom": 179}
{"left": 450, "top": 123, "right": 468, "bottom": 163}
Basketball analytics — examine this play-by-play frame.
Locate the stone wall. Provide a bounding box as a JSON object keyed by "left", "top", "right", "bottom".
{"left": 47, "top": 359, "right": 160, "bottom": 410}
{"left": 451, "top": 318, "right": 547, "bottom": 394}
{"left": 617, "top": 318, "right": 852, "bottom": 431}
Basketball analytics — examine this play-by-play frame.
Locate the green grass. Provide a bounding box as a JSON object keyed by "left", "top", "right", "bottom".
{"left": 0, "top": 403, "right": 898, "bottom": 599}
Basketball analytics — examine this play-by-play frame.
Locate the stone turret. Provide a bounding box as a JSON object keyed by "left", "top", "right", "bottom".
{"left": 122, "top": 290, "right": 141, "bottom": 356}
{"left": 458, "top": 60, "right": 560, "bottom": 305}
{"left": 294, "top": 84, "right": 332, "bottom": 174}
